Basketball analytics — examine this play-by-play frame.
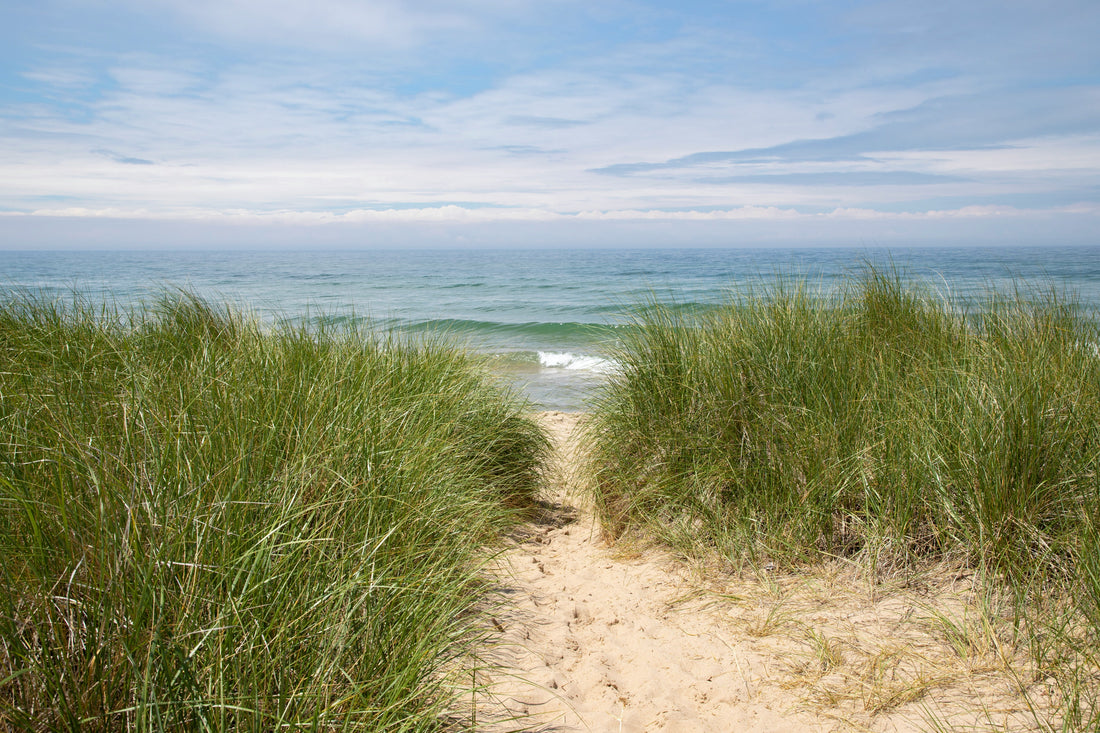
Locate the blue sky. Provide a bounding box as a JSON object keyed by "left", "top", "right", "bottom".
{"left": 2, "top": 0, "right": 1099, "bottom": 248}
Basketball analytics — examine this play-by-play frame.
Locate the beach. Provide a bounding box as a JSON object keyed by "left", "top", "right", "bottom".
{"left": 7, "top": 0, "right": 1100, "bottom": 726}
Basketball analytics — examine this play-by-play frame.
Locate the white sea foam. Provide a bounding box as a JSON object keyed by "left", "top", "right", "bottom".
{"left": 538, "top": 351, "right": 617, "bottom": 373}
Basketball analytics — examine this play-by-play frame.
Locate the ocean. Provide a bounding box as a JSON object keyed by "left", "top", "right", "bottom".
{"left": 3, "top": 245, "right": 1099, "bottom": 411}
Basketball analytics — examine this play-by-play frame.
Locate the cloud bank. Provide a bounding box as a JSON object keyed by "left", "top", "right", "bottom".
{"left": 1, "top": 0, "right": 1098, "bottom": 247}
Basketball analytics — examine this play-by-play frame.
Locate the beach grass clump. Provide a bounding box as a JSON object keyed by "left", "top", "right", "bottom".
{"left": 588, "top": 266, "right": 1100, "bottom": 607}
{"left": 590, "top": 268, "right": 1100, "bottom": 724}
{"left": 0, "top": 290, "right": 548, "bottom": 731}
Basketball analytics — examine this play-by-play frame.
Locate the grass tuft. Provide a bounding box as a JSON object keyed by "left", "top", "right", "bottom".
{"left": 0, "top": 290, "right": 548, "bottom": 731}
{"left": 587, "top": 267, "right": 1100, "bottom": 728}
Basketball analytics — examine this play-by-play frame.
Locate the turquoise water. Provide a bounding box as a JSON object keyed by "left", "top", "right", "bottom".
{"left": 3, "top": 246, "right": 1100, "bottom": 410}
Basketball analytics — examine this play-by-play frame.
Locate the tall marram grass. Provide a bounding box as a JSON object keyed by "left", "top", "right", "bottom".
{"left": 0, "top": 290, "right": 548, "bottom": 731}
{"left": 588, "top": 269, "right": 1100, "bottom": 725}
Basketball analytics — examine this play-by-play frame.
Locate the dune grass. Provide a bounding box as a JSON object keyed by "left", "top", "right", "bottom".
{"left": 587, "top": 268, "right": 1100, "bottom": 728}
{"left": 0, "top": 290, "right": 548, "bottom": 731}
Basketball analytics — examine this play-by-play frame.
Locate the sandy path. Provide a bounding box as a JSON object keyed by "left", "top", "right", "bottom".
{"left": 475, "top": 412, "right": 1050, "bottom": 732}
{"left": 477, "top": 411, "right": 823, "bottom": 732}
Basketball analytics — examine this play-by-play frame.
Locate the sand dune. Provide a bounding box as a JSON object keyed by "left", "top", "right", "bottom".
{"left": 476, "top": 412, "right": 1048, "bottom": 732}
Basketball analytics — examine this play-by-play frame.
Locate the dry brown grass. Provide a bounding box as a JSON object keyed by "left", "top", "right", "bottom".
{"left": 678, "top": 559, "right": 1064, "bottom": 732}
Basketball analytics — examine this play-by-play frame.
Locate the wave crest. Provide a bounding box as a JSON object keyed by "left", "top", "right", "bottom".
{"left": 538, "top": 351, "right": 617, "bottom": 373}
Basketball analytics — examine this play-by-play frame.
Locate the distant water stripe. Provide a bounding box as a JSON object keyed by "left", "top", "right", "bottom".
{"left": 399, "top": 317, "right": 623, "bottom": 342}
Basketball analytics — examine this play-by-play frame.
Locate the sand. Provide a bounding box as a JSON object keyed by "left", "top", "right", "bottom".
{"left": 474, "top": 411, "right": 1052, "bottom": 732}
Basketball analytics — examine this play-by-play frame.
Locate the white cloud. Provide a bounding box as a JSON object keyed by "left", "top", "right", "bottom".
{"left": 574, "top": 206, "right": 803, "bottom": 221}
{"left": 112, "top": 0, "right": 586, "bottom": 53}
{"left": 9, "top": 202, "right": 1097, "bottom": 228}
{"left": 123, "top": 0, "right": 471, "bottom": 48}
{"left": 20, "top": 67, "right": 99, "bottom": 89}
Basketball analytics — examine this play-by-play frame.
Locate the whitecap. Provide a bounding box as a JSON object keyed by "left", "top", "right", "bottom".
{"left": 537, "top": 351, "right": 617, "bottom": 373}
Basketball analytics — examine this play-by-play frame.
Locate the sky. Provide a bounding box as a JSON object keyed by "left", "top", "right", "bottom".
{"left": 1, "top": 0, "right": 1099, "bottom": 249}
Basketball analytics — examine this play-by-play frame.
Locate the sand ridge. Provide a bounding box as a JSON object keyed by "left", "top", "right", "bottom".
{"left": 475, "top": 411, "right": 1048, "bottom": 732}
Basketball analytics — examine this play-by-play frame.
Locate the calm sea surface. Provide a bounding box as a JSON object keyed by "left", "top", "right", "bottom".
{"left": 3, "top": 245, "right": 1100, "bottom": 411}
